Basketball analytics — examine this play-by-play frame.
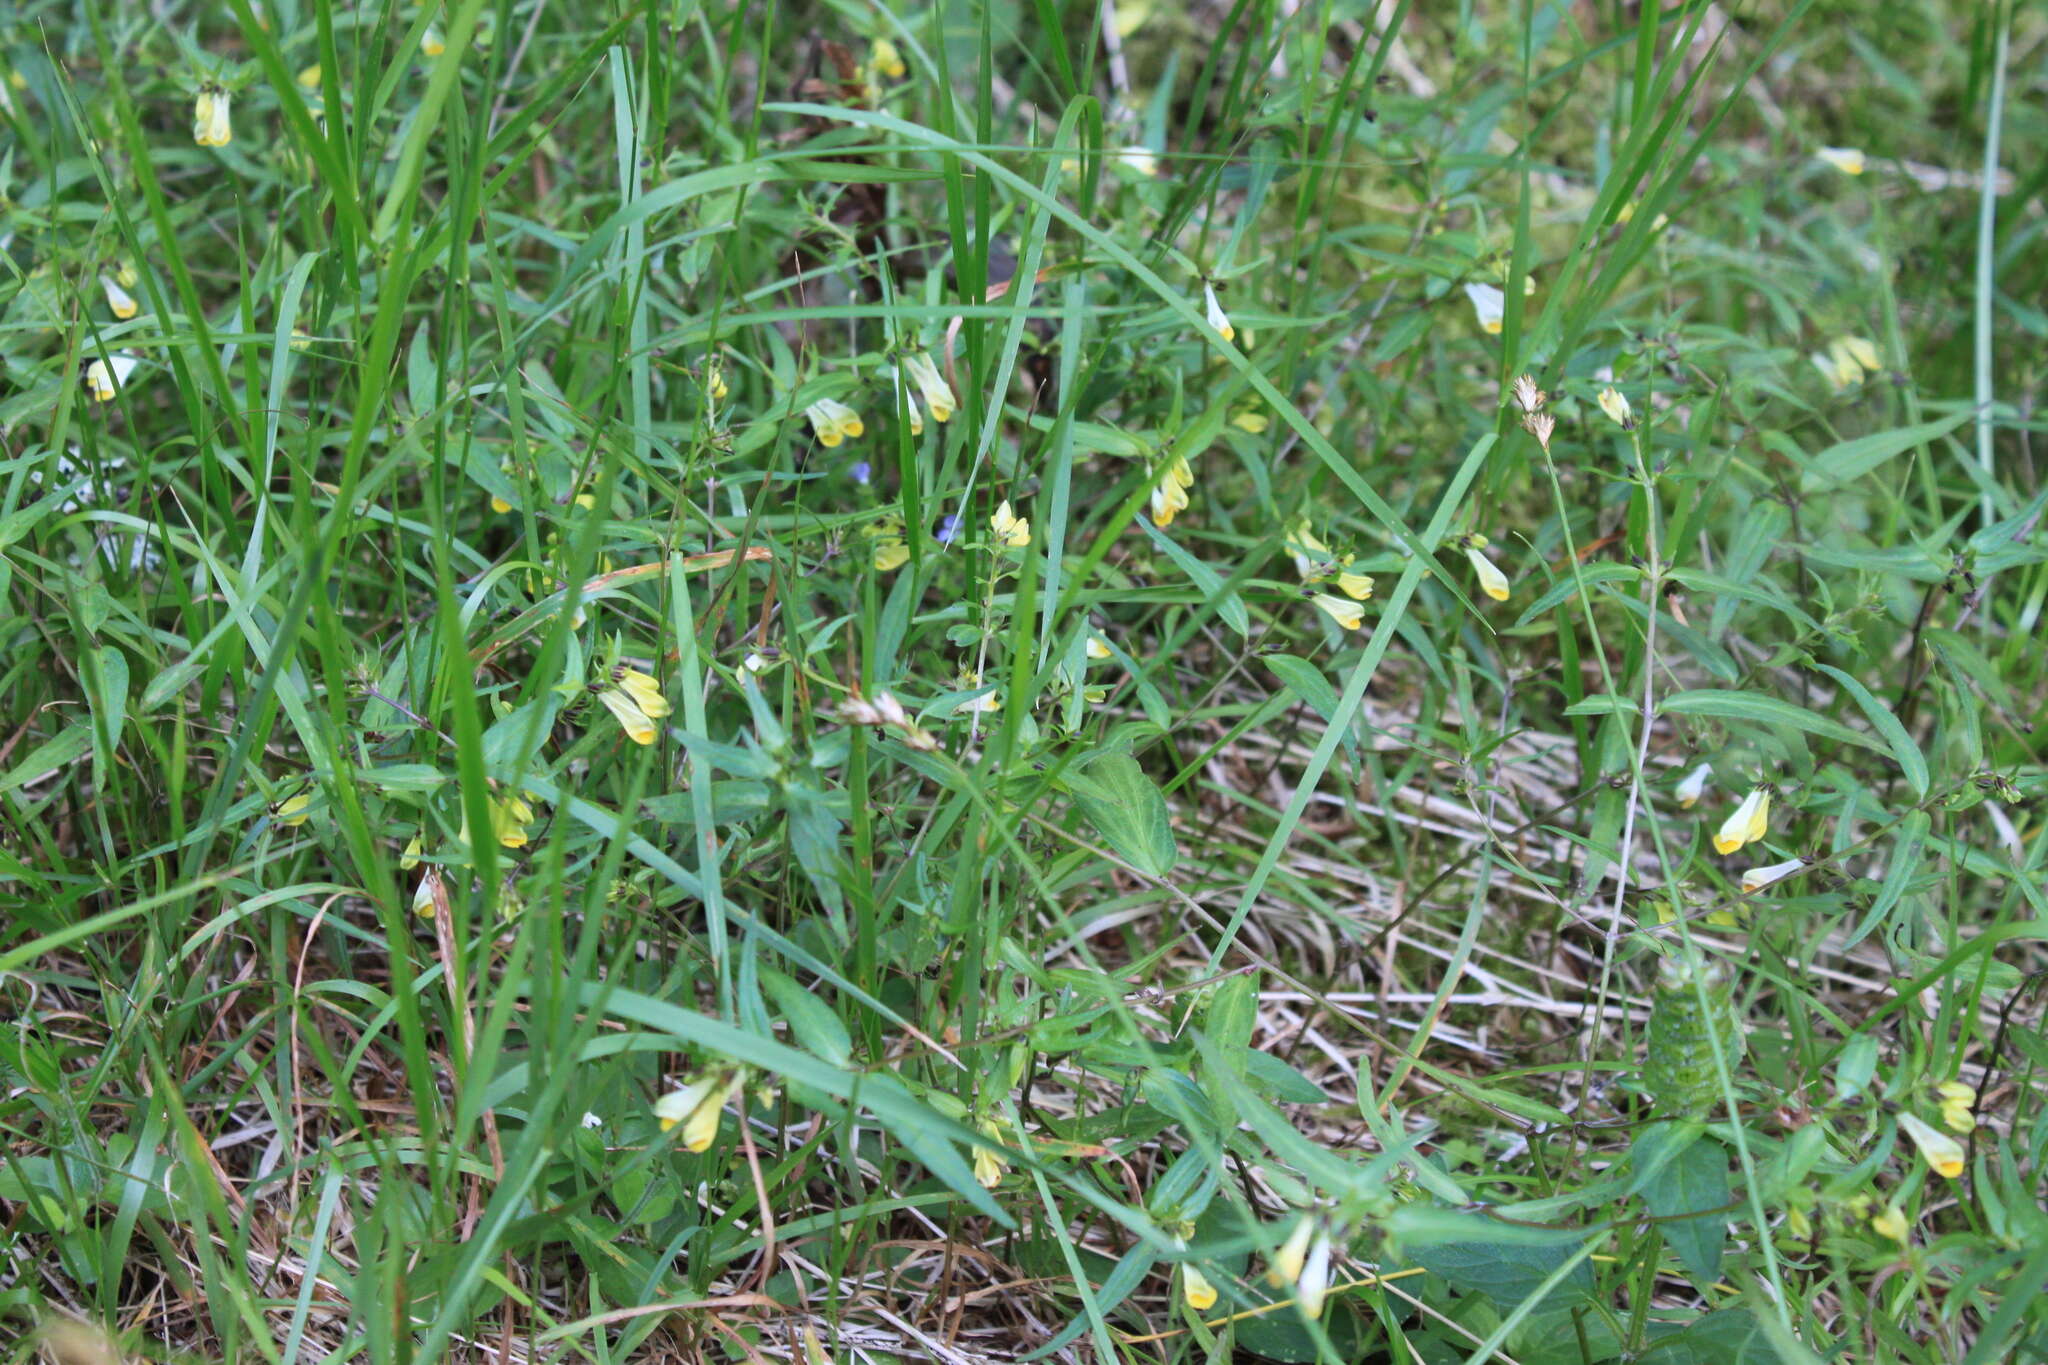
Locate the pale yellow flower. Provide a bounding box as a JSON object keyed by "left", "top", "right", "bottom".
{"left": 400, "top": 834, "right": 422, "bottom": 870}
{"left": 1676, "top": 762, "right": 1712, "bottom": 809}
{"left": 1712, "top": 786, "right": 1770, "bottom": 856}
{"left": 1335, "top": 571, "right": 1374, "bottom": 601}
{"left": 491, "top": 792, "right": 533, "bottom": 848}
{"left": 296, "top": 63, "right": 322, "bottom": 88}
{"left": 903, "top": 351, "right": 954, "bottom": 422}
{"left": 1312, "top": 594, "right": 1364, "bottom": 631}
{"left": 276, "top": 792, "right": 313, "bottom": 827}
{"left": 1269, "top": 1216, "right": 1314, "bottom": 1286}
{"left": 1463, "top": 282, "right": 1505, "bottom": 334}
{"left": 613, "top": 666, "right": 671, "bottom": 719}
{"left": 1085, "top": 635, "right": 1113, "bottom": 660}
{"left": 1231, "top": 408, "right": 1268, "bottom": 433}
{"left": 101, "top": 275, "right": 138, "bottom": 319}
{"left": 1898, "top": 1112, "right": 1965, "bottom": 1178}
{"left": 598, "top": 685, "right": 658, "bottom": 745}
{"left": 973, "top": 1119, "right": 1009, "bottom": 1188}
{"left": 870, "top": 37, "right": 906, "bottom": 79}
{"left": 1597, "top": 386, "right": 1634, "bottom": 429}
{"left": 1816, "top": 146, "right": 1865, "bottom": 176}
{"left": 1465, "top": 545, "right": 1510, "bottom": 601}
{"left": 1871, "top": 1203, "right": 1909, "bottom": 1243}
{"left": 1740, "top": 856, "right": 1806, "bottom": 893}
{"left": 653, "top": 1072, "right": 740, "bottom": 1152}
{"left": 1115, "top": 145, "right": 1158, "bottom": 177}
{"left": 873, "top": 537, "right": 910, "bottom": 572}
{"left": 84, "top": 353, "right": 139, "bottom": 402}
{"left": 1296, "top": 1230, "right": 1333, "bottom": 1319}
{"left": 193, "top": 84, "right": 232, "bottom": 148}
{"left": 1203, "top": 283, "right": 1234, "bottom": 343}
{"left": 1182, "top": 1263, "right": 1217, "bottom": 1311}
{"left": 990, "top": 499, "right": 1030, "bottom": 549}
{"left": 805, "top": 398, "right": 865, "bottom": 447}
{"left": 421, "top": 24, "right": 446, "bottom": 57}
{"left": 411, "top": 870, "right": 437, "bottom": 917}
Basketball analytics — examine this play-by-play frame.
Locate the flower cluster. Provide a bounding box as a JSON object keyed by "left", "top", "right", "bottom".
{"left": 989, "top": 499, "right": 1030, "bottom": 549}
{"left": 1935, "top": 1080, "right": 1976, "bottom": 1134}
{"left": 1150, "top": 455, "right": 1194, "bottom": 526}
{"left": 193, "top": 83, "right": 232, "bottom": 147}
{"left": 1812, "top": 335, "right": 1882, "bottom": 391}
{"left": 1270, "top": 1216, "right": 1335, "bottom": 1319}
{"left": 653, "top": 1069, "right": 744, "bottom": 1153}
{"left": 596, "top": 665, "right": 670, "bottom": 746}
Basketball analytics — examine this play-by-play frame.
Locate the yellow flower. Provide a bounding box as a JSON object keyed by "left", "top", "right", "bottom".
{"left": 705, "top": 356, "right": 729, "bottom": 401}
{"left": 421, "top": 24, "right": 446, "bottom": 57}
{"left": 1312, "top": 594, "right": 1364, "bottom": 631}
{"left": 1335, "top": 571, "right": 1374, "bottom": 601}
{"left": 193, "top": 84, "right": 232, "bottom": 148}
{"left": 491, "top": 792, "right": 533, "bottom": 848}
{"left": 400, "top": 834, "right": 422, "bottom": 870}
{"left": 1115, "top": 145, "right": 1159, "bottom": 177}
{"left": 902, "top": 351, "right": 955, "bottom": 423}
{"left": 1182, "top": 1263, "right": 1218, "bottom": 1312}
{"left": 1712, "top": 785, "right": 1771, "bottom": 855}
{"left": 1463, "top": 282, "right": 1505, "bottom": 334}
{"left": 84, "top": 353, "right": 139, "bottom": 402}
{"left": 1203, "top": 283, "right": 1234, "bottom": 343}
{"left": 296, "top": 63, "right": 322, "bottom": 88}
{"left": 276, "top": 792, "right": 313, "bottom": 827}
{"left": 491, "top": 493, "right": 512, "bottom": 514}
{"left": 805, "top": 398, "right": 864, "bottom": 447}
{"left": 1597, "top": 386, "right": 1634, "bottom": 429}
{"left": 1816, "top": 146, "right": 1865, "bottom": 176}
{"left": 1838, "top": 335, "right": 1881, "bottom": 373}
{"left": 653, "top": 1072, "right": 741, "bottom": 1152}
{"left": 870, "top": 37, "right": 906, "bottom": 79}
{"left": 1675, "top": 762, "right": 1711, "bottom": 809}
{"left": 101, "top": 275, "right": 138, "bottom": 320}
{"left": 990, "top": 499, "right": 1030, "bottom": 549}
{"left": 1286, "top": 519, "right": 1330, "bottom": 580}
{"left": 1231, "top": 408, "right": 1268, "bottom": 433}
{"left": 613, "top": 666, "right": 671, "bottom": 719}
{"left": 1897, "top": 1112, "right": 1965, "bottom": 1178}
{"left": 1871, "top": 1203, "right": 1909, "bottom": 1244}
{"left": 873, "top": 536, "right": 910, "bottom": 572}
{"left": 1936, "top": 1081, "right": 1976, "bottom": 1107}
{"left": 1150, "top": 474, "right": 1189, "bottom": 526}
{"left": 1464, "top": 544, "right": 1510, "bottom": 601}
{"left": 1941, "top": 1100, "right": 1976, "bottom": 1134}
{"left": 1740, "top": 856, "right": 1806, "bottom": 893}
{"left": 598, "top": 685, "right": 658, "bottom": 745}
{"left": 1269, "top": 1216, "right": 1314, "bottom": 1286}
{"left": 973, "top": 1119, "right": 1009, "bottom": 1188}
{"left": 1813, "top": 337, "right": 1880, "bottom": 391}
{"left": 411, "top": 870, "right": 437, "bottom": 918}
{"left": 1085, "top": 635, "right": 1113, "bottom": 660}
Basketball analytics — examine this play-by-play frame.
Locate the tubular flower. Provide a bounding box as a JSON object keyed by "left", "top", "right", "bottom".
{"left": 297, "top": 63, "right": 322, "bottom": 88}
{"left": 1203, "top": 283, "right": 1234, "bottom": 343}
{"left": 1813, "top": 337, "right": 1881, "bottom": 391}
{"left": 870, "top": 37, "right": 906, "bottom": 79}
{"left": 491, "top": 792, "right": 533, "bottom": 848}
{"left": 1312, "top": 593, "right": 1364, "bottom": 631}
{"left": 1871, "top": 1203, "right": 1909, "bottom": 1244}
{"left": 1712, "top": 785, "right": 1771, "bottom": 856}
{"left": 990, "top": 499, "right": 1031, "bottom": 549}
{"left": 401, "top": 834, "right": 423, "bottom": 871}
{"left": 613, "top": 666, "right": 671, "bottom": 720}
{"left": 873, "top": 536, "right": 910, "bottom": 572}
{"left": 805, "top": 398, "right": 865, "bottom": 447}
{"left": 900, "top": 393, "right": 924, "bottom": 436}
{"left": 1676, "top": 763, "right": 1712, "bottom": 809}
{"left": 1269, "top": 1217, "right": 1314, "bottom": 1287}
{"left": 973, "top": 1119, "right": 1009, "bottom": 1188}
{"left": 85, "top": 353, "right": 140, "bottom": 402}
{"left": 1740, "top": 856, "right": 1807, "bottom": 893}
{"left": 411, "top": 870, "right": 437, "bottom": 917}
{"left": 960, "top": 671, "right": 1001, "bottom": 714}
{"left": 1182, "top": 1263, "right": 1218, "bottom": 1312}
{"left": 1085, "top": 635, "right": 1113, "bottom": 660}
{"left": 1897, "top": 1112, "right": 1965, "bottom": 1178}
{"left": 276, "top": 793, "right": 313, "bottom": 827}
{"left": 1296, "top": 1230, "right": 1334, "bottom": 1320}
{"left": 1231, "top": 407, "right": 1269, "bottom": 433}
{"left": 902, "top": 351, "right": 955, "bottom": 422}
{"left": 1597, "top": 386, "right": 1635, "bottom": 429}
{"left": 101, "top": 275, "right": 138, "bottom": 319}
{"left": 1816, "top": 146, "right": 1865, "bottom": 176}
{"left": 1335, "top": 570, "right": 1374, "bottom": 601}
{"left": 1464, "top": 542, "right": 1510, "bottom": 602}
{"left": 1937, "top": 1081, "right": 1977, "bottom": 1134}
{"left": 654, "top": 1072, "right": 741, "bottom": 1152}
{"left": 1286, "top": 519, "right": 1331, "bottom": 580}
{"left": 1150, "top": 470, "right": 1190, "bottom": 526}
{"left": 705, "top": 356, "right": 729, "bottom": 401}
{"left": 1838, "top": 335, "right": 1881, "bottom": 372}
{"left": 1463, "top": 282, "right": 1505, "bottom": 334}
{"left": 598, "top": 683, "right": 659, "bottom": 745}
{"left": 421, "top": 23, "right": 446, "bottom": 57}
{"left": 193, "top": 84, "right": 232, "bottom": 147}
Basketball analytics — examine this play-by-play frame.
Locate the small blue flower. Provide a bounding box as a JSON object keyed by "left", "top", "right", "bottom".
{"left": 851, "top": 460, "right": 872, "bottom": 486}
{"left": 936, "top": 513, "right": 963, "bottom": 545}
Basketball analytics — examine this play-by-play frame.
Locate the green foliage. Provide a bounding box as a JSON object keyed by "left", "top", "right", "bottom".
{"left": 1, "top": 0, "right": 2046, "bottom": 1361}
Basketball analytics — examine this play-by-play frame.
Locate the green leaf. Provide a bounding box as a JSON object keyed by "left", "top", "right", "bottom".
{"left": 1403, "top": 1225, "right": 1597, "bottom": 1312}
{"left": 0, "top": 728, "right": 92, "bottom": 795}
{"left": 1632, "top": 1123, "right": 1729, "bottom": 1283}
{"left": 1660, "top": 689, "right": 1876, "bottom": 752}
{"left": 1064, "top": 751, "right": 1178, "bottom": 877}
{"left": 1637, "top": 1309, "right": 1794, "bottom": 1364}
{"left": 1811, "top": 664, "right": 1927, "bottom": 795}
{"left": 1799, "top": 410, "right": 1973, "bottom": 488}
{"left": 758, "top": 966, "right": 853, "bottom": 1068}
{"left": 1263, "top": 653, "right": 1354, "bottom": 755}
{"left": 1137, "top": 518, "right": 1249, "bottom": 638}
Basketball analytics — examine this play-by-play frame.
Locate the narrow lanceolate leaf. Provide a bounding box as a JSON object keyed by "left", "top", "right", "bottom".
{"left": 1811, "top": 664, "right": 1928, "bottom": 795}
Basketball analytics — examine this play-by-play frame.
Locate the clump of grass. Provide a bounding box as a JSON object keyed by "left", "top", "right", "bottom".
{"left": 2, "top": 2, "right": 2046, "bottom": 1363}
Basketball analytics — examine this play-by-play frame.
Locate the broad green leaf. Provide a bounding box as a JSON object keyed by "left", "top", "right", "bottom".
{"left": 1064, "top": 751, "right": 1178, "bottom": 877}
{"left": 1638, "top": 1309, "right": 1794, "bottom": 1364}
{"left": 1263, "top": 653, "right": 1353, "bottom": 753}
{"left": 1632, "top": 1123, "right": 1730, "bottom": 1283}
{"left": 1660, "top": 689, "right": 1876, "bottom": 752}
{"left": 1812, "top": 664, "right": 1927, "bottom": 795}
